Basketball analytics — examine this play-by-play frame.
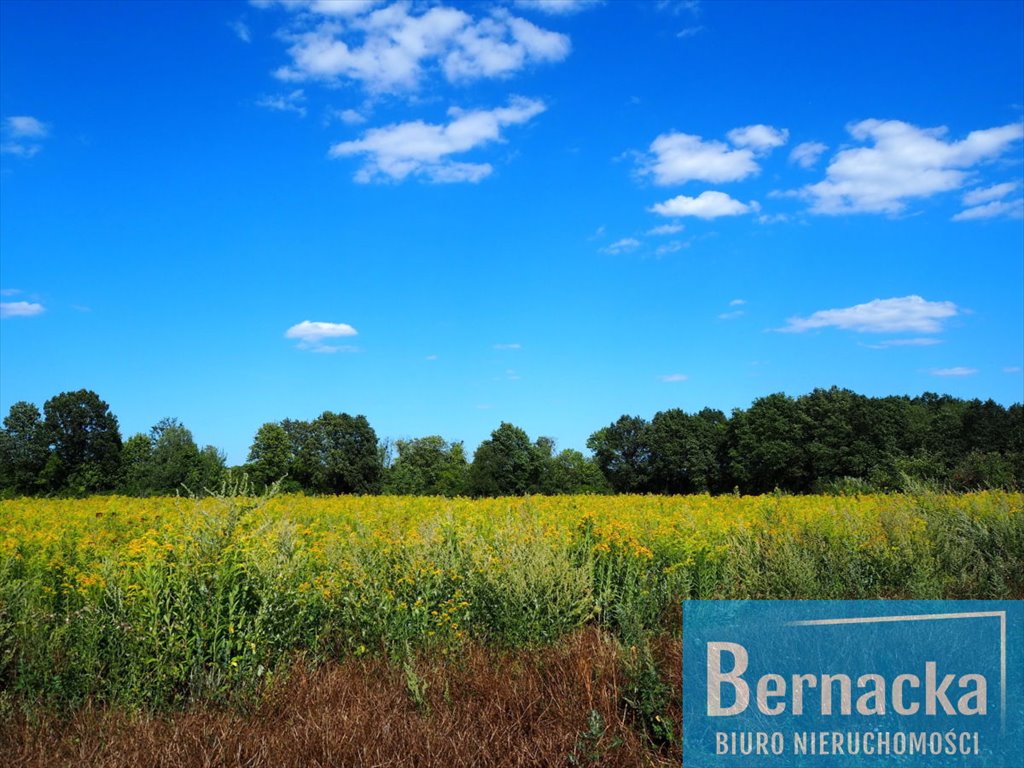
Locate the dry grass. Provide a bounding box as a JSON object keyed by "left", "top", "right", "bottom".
{"left": 2, "top": 630, "right": 682, "bottom": 768}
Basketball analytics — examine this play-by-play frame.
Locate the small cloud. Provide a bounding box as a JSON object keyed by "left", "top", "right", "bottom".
{"left": 638, "top": 131, "right": 759, "bottom": 185}
{"left": 718, "top": 310, "right": 744, "bottom": 320}
{"left": 930, "top": 367, "right": 978, "bottom": 377}
{"left": 962, "top": 181, "right": 1019, "bottom": 206}
{"left": 778, "top": 295, "right": 959, "bottom": 334}
{"left": 6, "top": 116, "right": 48, "bottom": 139}
{"left": 0, "top": 288, "right": 21, "bottom": 297}
{"left": 757, "top": 212, "right": 790, "bottom": 224}
{"left": 0, "top": 301, "right": 45, "bottom": 318}
{"left": 285, "top": 319, "right": 358, "bottom": 352}
{"left": 601, "top": 237, "right": 641, "bottom": 254}
{"left": 677, "top": 25, "right": 704, "bottom": 38}
{"left": 655, "top": 240, "right": 687, "bottom": 255}
{"left": 646, "top": 223, "right": 684, "bottom": 236}
{"left": 650, "top": 190, "right": 755, "bottom": 219}
{"left": 1003, "top": 366, "right": 1022, "bottom": 374}
{"left": 789, "top": 141, "right": 827, "bottom": 168}
{"left": 504, "top": 369, "right": 522, "bottom": 380}
{"left": 494, "top": 343, "right": 522, "bottom": 350}
{"left": 256, "top": 89, "right": 307, "bottom": 117}
{"left": 425, "top": 354, "right": 439, "bottom": 361}
{"left": 514, "top": 0, "right": 601, "bottom": 14}
{"left": 2, "top": 115, "right": 49, "bottom": 158}
{"left": 335, "top": 108, "right": 367, "bottom": 125}
{"left": 952, "top": 198, "right": 1024, "bottom": 222}
{"left": 727, "top": 124, "right": 789, "bottom": 153}
{"left": 230, "top": 19, "right": 252, "bottom": 43}
{"left": 729, "top": 299, "right": 746, "bottom": 306}
{"left": 863, "top": 337, "right": 944, "bottom": 349}
{"left": 71, "top": 304, "right": 92, "bottom": 313}
{"left": 660, "top": 373, "right": 689, "bottom": 382}
{"left": 330, "top": 96, "right": 545, "bottom": 183}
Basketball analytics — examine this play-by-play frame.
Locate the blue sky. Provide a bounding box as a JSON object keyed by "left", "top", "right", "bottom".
{"left": 1, "top": 0, "right": 1022, "bottom": 465}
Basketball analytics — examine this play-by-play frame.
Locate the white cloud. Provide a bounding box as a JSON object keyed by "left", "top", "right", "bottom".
{"left": 639, "top": 131, "right": 758, "bottom": 185}
{"left": 285, "top": 319, "right": 358, "bottom": 352}
{"left": 6, "top": 116, "right": 48, "bottom": 138}
{"left": 729, "top": 299, "right": 745, "bottom": 306}
{"left": 952, "top": 198, "right": 1024, "bottom": 222}
{"left": 962, "top": 181, "right": 1019, "bottom": 206}
{"left": 230, "top": 19, "right": 252, "bottom": 42}
{"left": 931, "top": 367, "right": 978, "bottom": 377}
{"left": 335, "top": 108, "right": 367, "bottom": 124}
{"left": 649, "top": 190, "right": 755, "bottom": 219}
{"left": 494, "top": 342, "right": 521, "bottom": 350}
{"left": 660, "top": 373, "right": 689, "bottom": 382}
{"left": 0, "top": 301, "right": 45, "bottom": 318}
{"left": 1004, "top": 366, "right": 1022, "bottom": 374}
{"left": 646, "top": 223, "right": 684, "bottom": 235}
{"left": 779, "top": 295, "right": 959, "bottom": 334}
{"left": 789, "top": 140, "right": 827, "bottom": 168}
{"left": 718, "top": 310, "right": 744, "bottom": 320}
{"left": 514, "top": 0, "right": 601, "bottom": 14}
{"left": 256, "top": 89, "right": 307, "bottom": 117}
{"left": 254, "top": 1, "right": 383, "bottom": 16}
{"left": 676, "top": 25, "right": 704, "bottom": 38}
{"left": 425, "top": 354, "right": 439, "bottom": 361}
{"left": 655, "top": 240, "right": 687, "bottom": 255}
{"left": 0, "top": 288, "right": 21, "bottom": 297}
{"left": 727, "top": 124, "right": 788, "bottom": 153}
{"left": 865, "top": 337, "right": 944, "bottom": 349}
{"left": 270, "top": 3, "right": 569, "bottom": 94}
{"left": 601, "top": 237, "right": 641, "bottom": 254}
{"left": 803, "top": 119, "right": 1024, "bottom": 214}
{"left": 2, "top": 115, "right": 49, "bottom": 157}
{"left": 329, "top": 96, "right": 545, "bottom": 183}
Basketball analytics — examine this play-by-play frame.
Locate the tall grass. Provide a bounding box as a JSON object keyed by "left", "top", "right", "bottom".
{"left": 1, "top": 491, "right": 1021, "bottom": 712}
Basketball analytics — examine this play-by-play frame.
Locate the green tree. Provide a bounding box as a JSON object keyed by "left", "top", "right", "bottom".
{"left": 247, "top": 422, "right": 294, "bottom": 491}
{"left": 647, "top": 408, "right": 727, "bottom": 494}
{"left": 288, "top": 412, "right": 382, "bottom": 495}
{"left": 726, "top": 393, "right": 807, "bottom": 494}
{"left": 42, "top": 389, "right": 122, "bottom": 494}
{"left": 384, "top": 435, "right": 469, "bottom": 496}
{"left": 468, "top": 422, "right": 544, "bottom": 497}
{"left": 540, "top": 449, "right": 611, "bottom": 494}
{"left": 118, "top": 433, "right": 154, "bottom": 496}
{"left": 586, "top": 415, "right": 652, "bottom": 494}
{"left": 0, "top": 401, "right": 50, "bottom": 495}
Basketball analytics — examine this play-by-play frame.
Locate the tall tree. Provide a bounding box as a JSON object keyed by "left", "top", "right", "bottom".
{"left": 288, "top": 412, "right": 382, "bottom": 495}
{"left": 468, "top": 422, "right": 544, "bottom": 497}
{"left": 42, "top": 389, "right": 122, "bottom": 494}
{"left": 247, "top": 422, "right": 294, "bottom": 491}
{"left": 586, "top": 415, "right": 652, "bottom": 494}
{"left": 384, "top": 435, "right": 468, "bottom": 496}
{"left": 726, "top": 393, "right": 807, "bottom": 494}
{"left": 0, "top": 401, "right": 50, "bottom": 495}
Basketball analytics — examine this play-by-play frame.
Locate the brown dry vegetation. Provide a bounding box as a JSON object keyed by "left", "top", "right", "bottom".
{"left": 2, "top": 630, "right": 682, "bottom": 768}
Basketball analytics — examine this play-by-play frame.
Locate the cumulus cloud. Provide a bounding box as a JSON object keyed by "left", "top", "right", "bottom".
{"left": 649, "top": 190, "right": 755, "bottom": 219}
{"left": 256, "top": 89, "right": 307, "bottom": 117}
{"left": 335, "top": 108, "right": 367, "bottom": 124}
{"left": 727, "top": 124, "right": 789, "bottom": 152}
{"left": 931, "top": 367, "right": 978, "bottom": 377}
{"left": 2, "top": 115, "right": 49, "bottom": 157}
{"left": 789, "top": 140, "right": 827, "bottom": 168}
{"left": 601, "top": 237, "right": 640, "bottom": 254}
{"left": 514, "top": 0, "right": 601, "bottom": 14}
{"left": 778, "top": 295, "right": 959, "bottom": 334}
{"left": 0, "top": 301, "right": 45, "bottom": 318}
{"left": 329, "top": 96, "right": 545, "bottom": 183}
{"left": 639, "top": 132, "right": 758, "bottom": 185}
{"left": 802, "top": 119, "right": 1024, "bottom": 215}
{"left": 285, "top": 319, "right": 358, "bottom": 352}
{"left": 269, "top": 2, "right": 570, "bottom": 94}
{"left": 660, "top": 373, "right": 689, "bottom": 382}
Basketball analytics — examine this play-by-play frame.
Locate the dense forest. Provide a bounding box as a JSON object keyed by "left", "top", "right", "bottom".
{"left": 0, "top": 387, "right": 1021, "bottom": 498}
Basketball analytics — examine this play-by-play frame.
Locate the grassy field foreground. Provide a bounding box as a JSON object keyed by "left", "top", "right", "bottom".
{"left": 1, "top": 491, "right": 1022, "bottom": 765}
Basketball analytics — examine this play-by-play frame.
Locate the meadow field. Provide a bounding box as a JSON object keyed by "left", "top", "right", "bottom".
{"left": 2, "top": 491, "right": 1022, "bottom": 766}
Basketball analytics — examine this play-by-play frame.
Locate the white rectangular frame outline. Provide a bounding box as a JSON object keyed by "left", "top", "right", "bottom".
{"left": 786, "top": 611, "right": 1006, "bottom": 732}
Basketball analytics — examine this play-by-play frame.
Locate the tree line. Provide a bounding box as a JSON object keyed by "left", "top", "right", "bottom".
{"left": 1, "top": 387, "right": 1021, "bottom": 498}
